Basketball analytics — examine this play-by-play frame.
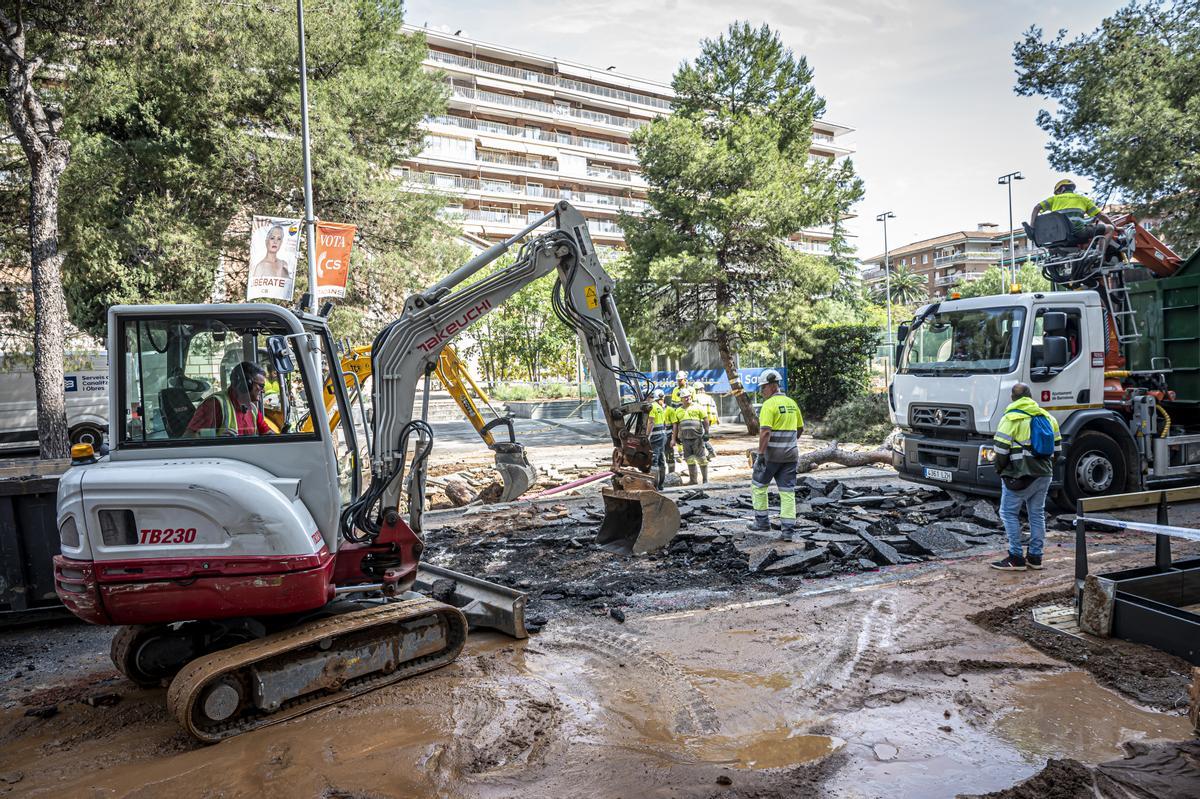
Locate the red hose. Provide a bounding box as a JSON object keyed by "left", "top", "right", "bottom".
{"left": 527, "top": 469, "right": 613, "bottom": 499}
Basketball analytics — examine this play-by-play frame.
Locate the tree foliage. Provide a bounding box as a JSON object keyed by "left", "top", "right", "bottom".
{"left": 618, "top": 22, "right": 862, "bottom": 432}
{"left": 956, "top": 261, "right": 1052, "bottom": 298}
{"left": 1014, "top": 0, "right": 1200, "bottom": 251}
{"left": 787, "top": 324, "right": 880, "bottom": 418}
{"left": 873, "top": 265, "right": 928, "bottom": 306}
{"left": 461, "top": 262, "right": 577, "bottom": 385}
{"left": 55, "top": 0, "right": 454, "bottom": 339}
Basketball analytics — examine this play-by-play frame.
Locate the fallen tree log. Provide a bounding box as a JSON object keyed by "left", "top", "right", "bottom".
{"left": 796, "top": 441, "right": 892, "bottom": 473}
{"left": 794, "top": 432, "right": 898, "bottom": 474}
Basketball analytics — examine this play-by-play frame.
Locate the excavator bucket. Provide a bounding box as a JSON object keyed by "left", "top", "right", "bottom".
{"left": 596, "top": 487, "right": 681, "bottom": 555}
{"left": 492, "top": 442, "right": 538, "bottom": 503}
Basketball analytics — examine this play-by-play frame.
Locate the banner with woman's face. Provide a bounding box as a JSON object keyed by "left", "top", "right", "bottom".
{"left": 247, "top": 215, "right": 302, "bottom": 301}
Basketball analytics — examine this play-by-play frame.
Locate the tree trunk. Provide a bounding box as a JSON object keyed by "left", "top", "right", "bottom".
{"left": 1, "top": 15, "right": 72, "bottom": 459}
{"left": 715, "top": 325, "right": 758, "bottom": 435}
{"left": 795, "top": 439, "right": 894, "bottom": 473}
{"left": 28, "top": 152, "right": 70, "bottom": 459}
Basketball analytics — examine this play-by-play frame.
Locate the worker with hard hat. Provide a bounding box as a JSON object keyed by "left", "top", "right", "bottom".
{"left": 665, "top": 369, "right": 690, "bottom": 473}
{"left": 671, "top": 388, "right": 710, "bottom": 485}
{"left": 648, "top": 388, "right": 671, "bottom": 488}
{"left": 692, "top": 380, "right": 719, "bottom": 460}
{"left": 669, "top": 370, "right": 689, "bottom": 405}
{"left": 749, "top": 369, "right": 803, "bottom": 537}
{"left": 1031, "top": 179, "right": 1114, "bottom": 244}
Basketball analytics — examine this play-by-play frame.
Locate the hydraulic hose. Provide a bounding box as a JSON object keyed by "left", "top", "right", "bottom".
{"left": 1155, "top": 403, "right": 1172, "bottom": 437}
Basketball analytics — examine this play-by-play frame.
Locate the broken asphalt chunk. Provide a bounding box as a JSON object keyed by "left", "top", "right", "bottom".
{"left": 906, "top": 524, "right": 970, "bottom": 556}
{"left": 854, "top": 529, "right": 903, "bottom": 566}
{"left": 762, "top": 547, "right": 828, "bottom": 575}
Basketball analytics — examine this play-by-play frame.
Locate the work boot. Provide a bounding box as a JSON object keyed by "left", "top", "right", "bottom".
{"left": 990, "top": 553, "right": 1027, "bottom": 571}
{"left": 1026, "top": 553, "right": 1043, "bottom": 570}
{"left": 700, "top": 465, "right": 708, "bottom": 484}
{"left": 781, "top": 521, "right": 797, "bottom": 541}
{"left": 747, "top": 514, "right": 770, "bottom": 532}
{"left": 656, "top": 463, "right": 665, "bottom": 490}
{"left": 688, "top": 464, "right": 700, "bottom": 485}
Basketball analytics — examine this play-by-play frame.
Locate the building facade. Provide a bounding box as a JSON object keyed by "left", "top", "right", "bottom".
{"left": 401, "top": 26, "right": 854, "bottom": 257}
{"left": 861, "top": 224, "right": 1040, "bottom": 299}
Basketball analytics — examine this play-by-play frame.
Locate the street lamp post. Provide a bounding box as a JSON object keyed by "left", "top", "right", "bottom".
{"left": 296, "top": 0, "right": 318, "bottom": 314}
{"left": 876, "top": 211, "right": 896, "bottom": 382}
{"left": 998, "top": 171, "right": 1024, "bottom": 292}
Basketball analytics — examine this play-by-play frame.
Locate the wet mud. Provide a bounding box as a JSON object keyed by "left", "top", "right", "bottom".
{"left": 3, "top": 475, "right": 1199, "bottom": 798}
{"left": 969, "top": 589, "right": 1195, "bottom": 710}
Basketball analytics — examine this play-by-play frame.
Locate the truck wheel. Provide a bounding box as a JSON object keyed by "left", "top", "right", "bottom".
{"left": 69, "top": 423, "right": 105, "bottom": 448}
{"left": 1063, "top": 432, "right": 1126, "bottom": 507}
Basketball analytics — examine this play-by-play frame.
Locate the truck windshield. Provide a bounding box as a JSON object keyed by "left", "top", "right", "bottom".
{"left": 899, "top": 307, "right": 1025, "bottom": 375}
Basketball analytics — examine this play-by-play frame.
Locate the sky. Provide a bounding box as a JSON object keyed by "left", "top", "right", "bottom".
{"left": 404, "top": 0, "right": 1128, "bottom": 260}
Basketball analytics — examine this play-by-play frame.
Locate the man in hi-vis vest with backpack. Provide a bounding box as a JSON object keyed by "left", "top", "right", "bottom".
{"left": 990, "top": 383, "right": 1062, "bottom": 571}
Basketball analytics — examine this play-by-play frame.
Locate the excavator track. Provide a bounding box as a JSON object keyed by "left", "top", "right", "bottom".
{"left": 166, "top": 598, "right": 467, "bottom": 743}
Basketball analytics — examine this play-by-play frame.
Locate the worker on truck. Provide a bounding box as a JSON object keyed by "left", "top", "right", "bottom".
{"left": 186, "top": 361, "right": 274, "bottom": 438}
{"left": 989, "top": 383, "right": 1062, "bottom": 572}
{"left": 1031, "top": 179, "right": 1115, "bottom": 246}
{"left": 748, "top": 370, "right": 802, "bottom": 537}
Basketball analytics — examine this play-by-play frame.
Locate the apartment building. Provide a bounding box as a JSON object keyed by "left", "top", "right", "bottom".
{"left": 861, "top": 224, "right": 1039, "bottom": 299}
{"left": 401, "top": 25, "right": 854, "bottom": 256}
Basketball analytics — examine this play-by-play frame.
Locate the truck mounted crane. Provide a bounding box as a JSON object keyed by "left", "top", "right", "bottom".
{"left": 890, "top": 208, "right": 1200, "bottom": 507}
{"left": 52, "top": 201, "right": 678, "bottom": 742}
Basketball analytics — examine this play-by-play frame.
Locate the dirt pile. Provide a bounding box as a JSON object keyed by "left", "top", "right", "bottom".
{"left": 959, "top": 739, "right": 1200, "bottom": 799}
{"left": 970, "top": 591, "right": 1194, "bottom": 711}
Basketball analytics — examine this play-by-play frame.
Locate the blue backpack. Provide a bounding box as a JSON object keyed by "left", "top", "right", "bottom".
{"left": 1015, "top": 409, "right": 1056, "bottom": 458}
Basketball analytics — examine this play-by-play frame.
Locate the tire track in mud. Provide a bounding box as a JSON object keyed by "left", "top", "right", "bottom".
{"left": 803, "top": 596, "right": 899, "bottom": 712}
{"left": 543, "top": 628, "right": 722, "bottom": 736}
{"left": 446, "top": 676, "right": 564, "bottom": 777}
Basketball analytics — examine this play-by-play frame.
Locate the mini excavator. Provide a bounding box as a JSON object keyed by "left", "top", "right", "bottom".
{"left": 53, "top": 202, "right": 679, "bottom": 742}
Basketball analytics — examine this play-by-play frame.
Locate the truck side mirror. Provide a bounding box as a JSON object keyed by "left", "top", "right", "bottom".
{"left": 1042, "top": 312, "right": 1067, "bottom": 335}
{"left": 1043, "top": 335, "right": 1069, "bottom": 368}
{"left": 267, "top": 335, "right": 295, "bottom": 375}
{"left": 896, "top": 323, "right": 910, "bottom": 344}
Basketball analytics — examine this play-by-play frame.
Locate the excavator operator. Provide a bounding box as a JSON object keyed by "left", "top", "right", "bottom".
{"left": 186, "top": 361, "right": 275, "bottom": 438}
{"left": 1031, "top": 179, "right": 1114, "bottom": 246}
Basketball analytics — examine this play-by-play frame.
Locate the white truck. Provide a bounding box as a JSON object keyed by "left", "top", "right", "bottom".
{"left": 0, "top": 353, "right": 109, "bottom": 451}
{"left": 889, "top": 213, "right": 1200, "bottom": 508}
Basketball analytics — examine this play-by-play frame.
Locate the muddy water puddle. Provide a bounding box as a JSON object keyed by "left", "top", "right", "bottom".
{"left": 995, "top": 670, "right": 1194, "bottom": 763}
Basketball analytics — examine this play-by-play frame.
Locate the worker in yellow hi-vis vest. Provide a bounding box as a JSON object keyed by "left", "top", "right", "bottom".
{"left": 692, "top": 380, "right": 718, "bottom": 460}
{"left": 671, "top": 389, "right": 710, "bottom": 485}
{"left": 749, "top": 370, "right": 803, "bottom": 538}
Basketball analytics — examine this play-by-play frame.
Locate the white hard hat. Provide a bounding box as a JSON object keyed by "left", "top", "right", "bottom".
{"left": 676, "top": 370, "right": 688, "bottom": 381}
{"left": 679, "top": 388, "right": 693, "bottom": 399}
{"left": 691, "top": 381, "right": 705, "bottom": 391}
{"left": 760, "top": 369, "right": 782, "bottom": 385}
{"left": 652, "top": 388, "right": 665, "bottom": 400}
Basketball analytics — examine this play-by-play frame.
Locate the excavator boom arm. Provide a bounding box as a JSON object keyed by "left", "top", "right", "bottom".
{"left": 361, "top": 201, "right": 659, "bottom": 534}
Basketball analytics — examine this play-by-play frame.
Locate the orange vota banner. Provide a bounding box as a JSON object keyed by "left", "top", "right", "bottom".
{"left": 314, "top": 221, "right": 356, "bottom": 300}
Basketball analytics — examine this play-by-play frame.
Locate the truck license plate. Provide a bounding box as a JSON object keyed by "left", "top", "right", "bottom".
{"left": 924, "top": 467, "right": 953, "bottom": 483}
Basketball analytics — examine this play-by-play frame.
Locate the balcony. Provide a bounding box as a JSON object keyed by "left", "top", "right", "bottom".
{"left": 587, "top": 219, "right": 624, "bottom": 236}
{"left": 586, "top": 165, "right": 634, "bottom": 183}
{"left": 428, "top": 49, "right": 672, "bottom": 111}
{"left": 450, "top": 86, "right": 645, "bottom": 131}
{"left": 404, "top": 170, "right": 649, "bottom": 212}
{"left": 477, "top": 150, "right": 557, "bottom": 172}
{"left": 935, "top": 272, "right": 986, "bottom": 288}
{"left": 443, "top": 207, "right": 627, "bottom": 238}
{"left": 933, "top": 250, "right": 1002, "bottom": 267}
{"left": 426, "top": 115, "right": 635, "bottom": 157}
